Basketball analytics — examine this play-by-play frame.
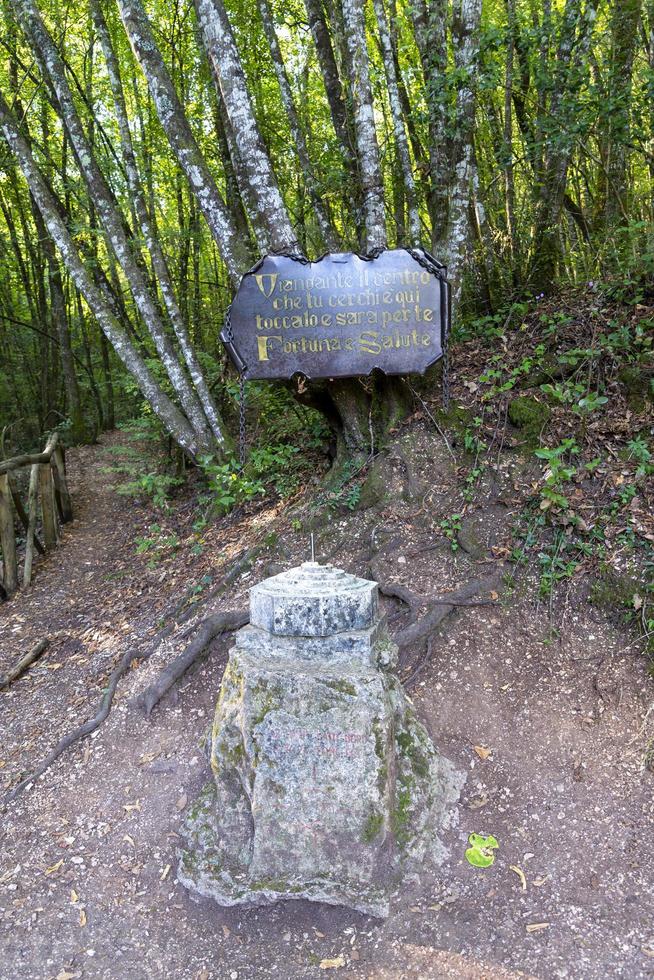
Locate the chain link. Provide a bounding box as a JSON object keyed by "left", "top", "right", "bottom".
{"left": 404, "top": 247, "right": 450, "bottom": 411}
{"left": 238, "top": 373, "right": 247, "bottom": 470}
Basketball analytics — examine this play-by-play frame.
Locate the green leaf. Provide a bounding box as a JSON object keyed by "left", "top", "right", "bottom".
{"left": 465, "top": 846, "right": 495, "bottom": 868}
{"left": 465, "top": 832, "right": 499, "bottom": 868}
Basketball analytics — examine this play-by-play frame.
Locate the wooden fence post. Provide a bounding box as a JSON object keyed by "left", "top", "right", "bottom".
{"left": 38, "top": 464, "right": 58, "bottom": 550}
{"left": 52, "top": 446, "right": 72, "bottom": 523}
{"left": 23, "top": 463, "right": 40, "bottom": 586}
{"left": 0, "top": 473, "right": 18, "bottom": 593}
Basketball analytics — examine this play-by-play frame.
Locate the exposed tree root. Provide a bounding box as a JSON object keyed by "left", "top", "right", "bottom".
{"left": 4, "top": 610, "right": 247, "bottom": 803}
{"left": 135, "top": 607, "right": 248, "bottom": 718}
{"left": 370, "top": 561, "right": 505, "bottom": 685}
{"left": 0, "top": 638, "right": 50, "bottom": 690}
{"left": 393, "top": 569, "right": 504, "bottom": 649}
{"left": 4, "top": 639, "right": 148, "bottom": 803}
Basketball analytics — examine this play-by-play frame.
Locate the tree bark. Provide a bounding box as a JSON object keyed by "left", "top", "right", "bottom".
{"left": 256, "top": 0, "right": 339, "bottom": 251}
{"left": 117, "top": 0, "right": 250, "bottom": 284}
{"left": 409, "top": 0, "right": 449, "bottom": 246}
{"left": 194, "top": 0, "right": 300, "bottom": 255}
{"left": 92, "top": 0, "right": 230, "bottom": 452}
{"left": 372, "top": 0, "right": 421, "bottom": 243}
{"left": 0, "top": 91, "right": 199, "bottom": 453}
{"left": 303, "top": 0, "right": 358, "bottom": 179}
{"left": 340, "top": 0, "right": 387, "bottom": 252}
{"left": 602, "top": 0, "right": 641, "bottom": 226}
{"left": 437, "top": 0, "right": 482, "bottom": 312}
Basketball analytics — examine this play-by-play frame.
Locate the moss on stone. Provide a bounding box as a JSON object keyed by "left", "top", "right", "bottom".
{"left": 618, "top": 366, "right": 653, "bottom": 411}
{"left": 362, "top": 810, "right": 384, "bottom": 843}
{"left": 396, "top": 729, "right": 430, "bottom": 779}
{"left": 372, "top": 718, "right": 388, "bottom": 794}
{"left": 392, "top": 787, "right": 412, "bottom": 847}
{"left": 508, "top": 395, "right": 551, "bottom": 440}
{"left": 325, "top": 679, "right": 357, "bottom": 697}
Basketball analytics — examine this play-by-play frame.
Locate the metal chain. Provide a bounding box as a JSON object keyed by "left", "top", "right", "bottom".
{"left": 238, "top": 373, "right": 247, "bottom": 470}
{"left": 405, "top": 247, "right": 450, "bottom": 410}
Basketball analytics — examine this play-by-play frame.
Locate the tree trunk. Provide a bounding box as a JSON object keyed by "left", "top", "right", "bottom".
{"left": 602, "top": 0, "right": 641, "bottom": 226}
{"left": 255, "top": 0, "right": 339, "bottom": 251}
{"left": 12, "top": 0, "right": 216, "bottom": 451}
{"left": 340, "top": 0, "right": 387, "bottom": 252}
{"left": 117, "top": 0, "right": 250, "bottom": 284}
{"left": 409, "top": 0, "right": 449, "bottom": 246}
{"left": 435, "top": 0, "right": 482, "bottom": 314}
{"left": 372, "top": 0, "right": 421, "bottom": 243}
{"left": 92, "top": 0, "right": 231, "bottom": 452}
{"left": 194, "top": 0, "right": 300, "bottom": 256}
{"left": 0, "top": 91, "right": 199, "bottom": 454}
{"left": 529, "top": 0, "right": 598, "bottom": 292}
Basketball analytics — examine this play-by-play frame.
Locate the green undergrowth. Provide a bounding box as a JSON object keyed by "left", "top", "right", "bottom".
{"left": 446, "top": 281, "right": 654, "bottom": 659}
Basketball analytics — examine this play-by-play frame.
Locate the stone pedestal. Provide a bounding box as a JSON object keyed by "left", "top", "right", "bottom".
{"left": 178, "top": 563, "right": 463, "bottom": 917}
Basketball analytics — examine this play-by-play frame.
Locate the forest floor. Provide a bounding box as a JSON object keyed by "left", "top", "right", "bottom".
{"left": 1, "top": 289, "right": 653, "bottom": 980}
{"left": 0, "top": 422, "right": 652, "bottom": 980}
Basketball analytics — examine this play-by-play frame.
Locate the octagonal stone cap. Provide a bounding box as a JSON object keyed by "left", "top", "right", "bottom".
{"left": 249, "top": 562, "right": 378, "bottom": 637}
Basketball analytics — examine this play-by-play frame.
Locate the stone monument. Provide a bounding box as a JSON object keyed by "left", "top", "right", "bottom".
{"left": 178, "top": 562, "right": 463, "bottom": 917}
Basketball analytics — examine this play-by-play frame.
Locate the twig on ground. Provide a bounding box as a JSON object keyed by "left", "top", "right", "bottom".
{"left": 135, "top": 608, "right": 248, "bottom": 718}
{"left": 3, "top": 605, "right": 248, "bottom": 803}
{"left": 4, "top": 640, "right": 144, "bottom": 803}
{"left": 0, "top": 638, "right": 50, "bottom": 690}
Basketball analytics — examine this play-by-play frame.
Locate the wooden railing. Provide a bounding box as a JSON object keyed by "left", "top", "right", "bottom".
{"left": 0, "top": 432, "right": 73, "bottom": 594}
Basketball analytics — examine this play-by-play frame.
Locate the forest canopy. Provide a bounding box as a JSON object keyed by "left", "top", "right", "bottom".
{"left": 0, "top": 0, "right": 652, "bottom": 456}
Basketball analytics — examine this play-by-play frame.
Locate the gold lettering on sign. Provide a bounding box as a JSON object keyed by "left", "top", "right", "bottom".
{"left": 250, "top": 261, "right": 439, "bottom": 364}
{"left": 255, "top": 273, "right": 278, "bottom": 298}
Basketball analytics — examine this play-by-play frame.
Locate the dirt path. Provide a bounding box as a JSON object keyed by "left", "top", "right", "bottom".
{"left": 1, "top": 432, "right": 653, "bottom": 980}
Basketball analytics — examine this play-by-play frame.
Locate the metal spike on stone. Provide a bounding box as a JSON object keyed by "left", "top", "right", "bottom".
{"left": 178, "top": 561, "right": 464, "bottom": 917}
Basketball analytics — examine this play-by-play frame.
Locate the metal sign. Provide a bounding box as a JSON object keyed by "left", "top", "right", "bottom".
{"left": 221, "top": 249, "right": 449, "bottom": 381}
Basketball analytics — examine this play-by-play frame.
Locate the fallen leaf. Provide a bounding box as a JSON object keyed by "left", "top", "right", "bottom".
{"left": 123, "top": 835, "right": 135, "bottom": 848}
{"left": 70, "top": 889, "right": 79, "bottom": 904}
{"left": 533, "top": 875, "right": 550, "bottom": 887}
{"left": 160, "top": 864, "right": 171, "bottom": 881}
{"left": 56, "top": 971, "right": 78, "bottom": 980}
{"left": 510, "top": 865, "right": 527, "bottom": 891}
{"left": 490, "top": 590, "right": 499, "bottom": 600}
{"left": 633, "top": 594, "right": 643, "bottom": 611}
{"left": 526, "top": 922, "right": 550, "bottom": 933}
{"left": 642, "top": 947, "right": 654, "bottom": 958}
{"left": 319, "top": 955, "right": 345, "bottom": 970}
{"left": 138, "top": 751, "right": 160, "bottom": 766}
{"left": 313, "top": 928, "right": 325, "bottom": 938}
{"left": 468, "top": 795, "right": 489, "bottom": 810}
{"left": 474, "top": 745, "right": 492, "bottom": 760}
{"left": 45, "top": 859, "right": 64, "bottom": 876}
{"left": 79, "top": 909, "right": 87, "bottom": 927}
{"left": 176, "top": 793, "right": 188, "bottom": 812}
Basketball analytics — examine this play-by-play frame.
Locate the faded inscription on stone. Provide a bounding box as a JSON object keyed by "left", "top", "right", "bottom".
{"left": 250, "top": 709, "right": 375, "bottom": 878}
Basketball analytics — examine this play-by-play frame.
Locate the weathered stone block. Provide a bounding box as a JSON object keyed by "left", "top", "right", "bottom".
{"left": 178, "top": 563, "right": 463, "bottom": 917}
{"left": 249, "top": 562, "right": 378, "bottom": 637}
